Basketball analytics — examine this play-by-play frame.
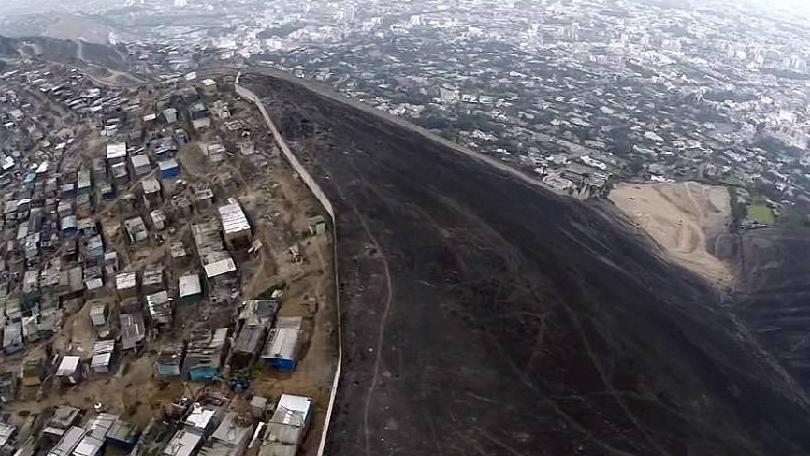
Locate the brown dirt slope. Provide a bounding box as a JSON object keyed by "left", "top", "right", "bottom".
{"left": 609, "top": 182, "right": 732, "bottom": 287}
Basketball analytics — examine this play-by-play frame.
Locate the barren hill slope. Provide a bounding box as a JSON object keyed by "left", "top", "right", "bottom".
{"left": 241, "top": 71, "right": 810, "bottom": 456}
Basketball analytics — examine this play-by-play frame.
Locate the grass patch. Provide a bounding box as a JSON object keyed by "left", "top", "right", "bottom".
{"left": 747, "top": 203, "right": 775, "bottom": 225}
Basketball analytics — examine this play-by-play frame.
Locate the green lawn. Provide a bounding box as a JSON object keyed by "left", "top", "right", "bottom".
{"left": 747, "top": 203, "right": 775, "bottom": 225}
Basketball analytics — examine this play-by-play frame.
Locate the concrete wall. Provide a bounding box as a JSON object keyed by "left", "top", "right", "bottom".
{"left": 235, "top": 74, "right": 341, "bottom": 456}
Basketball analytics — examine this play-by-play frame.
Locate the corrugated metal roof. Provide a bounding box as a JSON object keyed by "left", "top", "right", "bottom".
{"left": 129, "top": 154, "right": 150, "bottom": 168}
{"left": 116, "top": 272, "right": 137, "bottom": 290}
{"left": 184, "top": 404, "right": 217, "bottom": 431}
{"left": 120, "top": 313, "right": 145, "bottom": 350}
{"left": 106, "top": 143, "right": 126, "bottom": 160}
{"left": 56, "top": 356, "right": 80, "bottom": 376}
{"left": 159, "top": 159, "right": 179, "bottom": 170}
{"left": 73, "top": 434, "right": 104, "bottom": 456}
{"left": 147, "top": 291, "right": 172, "bottom": 325}
{"left": 48, "top": 426, "right": 85, "bottom": 456}
{"left": 263, "top": 329, "right": 300, "bottom": 361}
{"left": 142, "top": 177, "right": 160, "bottom": 194}
{"left": 179, "top": 274, "right": 202, "bottom": 297}
{"left": 204, "top": 258, "right": 237, "bottom": 278}
{"left": 218, "top": 201, "right": 250, "bottom": 235}
{"left": 163, "top": 430, "right": 202, "bottom": 456}
{"left": 211, "top": 412, "right": 251, "bottom": 446}
{"left": 0, "top": 423, "right": 15, "bottom": 447}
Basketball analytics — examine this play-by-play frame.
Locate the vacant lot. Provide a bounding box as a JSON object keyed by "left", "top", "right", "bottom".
{"left": 609, "top": 182, "right": 732, "bottom": 286}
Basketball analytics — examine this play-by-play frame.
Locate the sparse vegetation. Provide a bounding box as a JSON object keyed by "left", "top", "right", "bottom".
{"left": 747, "top": 202, "right": 775, "bottom": 225}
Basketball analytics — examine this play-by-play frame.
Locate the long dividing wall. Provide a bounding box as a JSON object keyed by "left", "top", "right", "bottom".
{"left": 235, "top": 73, "right": 341, "bottom": 456}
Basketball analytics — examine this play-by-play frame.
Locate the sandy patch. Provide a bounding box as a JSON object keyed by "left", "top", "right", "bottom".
{"left": 609, "top": 182, "right": 732, "bottom": 286}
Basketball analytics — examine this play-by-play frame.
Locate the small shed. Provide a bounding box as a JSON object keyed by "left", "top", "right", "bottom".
{"left": 20, "top": 356, "right": 45, "bottom": 386}
{"left": 262, "top": 320, "right": 302, "bottom": 372}
{"left": 146, "top": 291, "right": 173, "bottom": 327}
{"left": 116, "top": 272, "right": 138, "bottom": 300}
{"left": 308, "top": 215, "right": 327, "bottom": 236}
{"left": 163, "top": 108, "right": 178, "bottom": 124}
{"left": 56, "top": 356, "right": 82, "bottom": 385}
{"left": 60, "top": 215, "right": 78, "bottom": 236}
{"left": 90, "top": 302, "right": 107, "bottom": 326}
{"left": 159, "top": 159, "right": 180, "bottom": 180}
{"left": 163, "top": 430, "right": 202, "bottom": 456}
{"left": 123, "top": 217, "right": 148, "bottom": 244}
{"left": 130, "top": 154, "right": 151, "bottom": 177}
{"left": 120, "top": 313, "right": 146, "bottom": 351}
{"left": 142, "top": 268, "right": 165, "bottom": 295}
{"left": 265, "top": 394, "right": 312, "bottom": 446}
{"left": 184, "top": 328, "right": 228, "bottom": 382}
{"left": 156, "top": 342, "right": 184, "bottom": 377}
{"left": 91, "top": 340, "right": 116, "bottom": 374}
{"left": 179, "top": 273, "right": 203, "bottom": 304}
{"left": 231, "top": 326, "right": 266, "bottom": 370}
{"left": 150, "top": 209, "right": 167, "bottom": 231}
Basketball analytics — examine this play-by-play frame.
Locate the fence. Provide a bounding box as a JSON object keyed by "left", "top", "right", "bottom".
{"left": 235, "top": 73, "right": 341, "bottom": 456}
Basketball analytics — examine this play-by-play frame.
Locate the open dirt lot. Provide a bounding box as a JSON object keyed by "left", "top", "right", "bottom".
{"left": 609, "top": 182, "right": 732, "bottom": 286}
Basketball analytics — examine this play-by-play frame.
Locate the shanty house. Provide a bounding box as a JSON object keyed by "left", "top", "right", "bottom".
{"left": 163, "top": 430, "right": 202, "bottom": 456}
{"left": 158, "top": 159, "right": 180, "bottom": 180}
{"left": 210, "top": 412, "right": 252, "bottom": 451}
{"left": 183, "top": 328, "right": 228, "bottom": 382}
{"left": 116, "top": 272, "right": 138, "bottom": 300}
{"left": 146, "top": 291, "right": 172, "bottom": 327}
{"left": 156, "top": 342, "right": 184, "bottom": 377}
{"left": 89, "top": 302, "right": 107, "bottom": 326}
{"left": 163, "top": 108, "right": 178, "bottom": 124}
{"left": 179, "top": 273, "right": 203, "bottom": 304}
{"left": 120, "top": 313, "right": 146, "bottom": 351}
{"left": 141, "top": 177, "right": 162, "bottom": 209}
{"left": 91, "top": 340, "right": 116, "bottom": 374}
{"left": 123, "top": 217, "right": 148, "bottom": 244}
{"left": 238, "top": 300, "right": 279, "bottom": 329}
{"left": 106, "top": 142, "right": 127, "bottom": 165}
{"left": 20, "top": 356, "right": 45, "bottom": 387}
{"left": 264, "top": 395, "right": 312, "bottom": 449}
{"left": 150, "top": 209, "right": 167, "bottom": 231}
{"left": 201, "top": 79, "right": 217, "bottom": 97}
{"left": 130, "top": 154, "right": 151, "bottom": 177}
{"left": 218, "top": 199, "right": 252, "bottom": 251}
{"left": 3, "top": 322, "right": 23, "bottom": 355}
{"left": 56, "top": 356, "right": 82, "bottom": 385}
{"left": 189, "top": 103, "right": 210, "bottom": 131}
{"left": 48, "top": 426, "right": 86, "bottom": 456}
{"left": 262, "top": 317, "right": 303, "bottom": 372}
{"left": 230, "top": 325, "right": 266, "bottom": 370}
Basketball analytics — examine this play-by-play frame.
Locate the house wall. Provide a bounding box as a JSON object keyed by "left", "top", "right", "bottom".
{"left": 188, "top": 366, "right": 218, "bottom": 382}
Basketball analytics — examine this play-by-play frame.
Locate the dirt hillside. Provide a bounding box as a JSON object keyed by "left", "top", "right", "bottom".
{"left": 609, "top": 182, "right": 732, "bottom": 286}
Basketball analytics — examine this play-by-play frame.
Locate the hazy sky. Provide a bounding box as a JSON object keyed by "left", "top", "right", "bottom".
{"left": 2, "top": 0, "right": 810, "bottom": 20}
